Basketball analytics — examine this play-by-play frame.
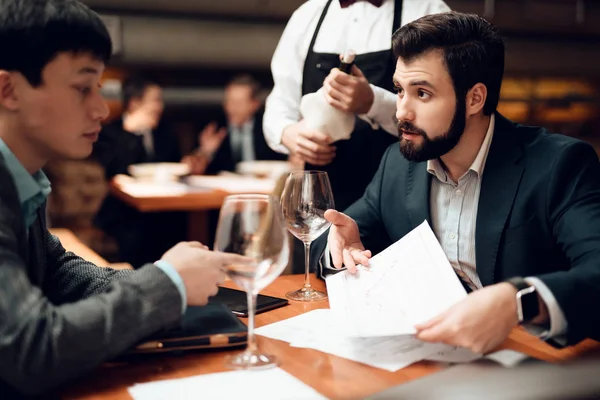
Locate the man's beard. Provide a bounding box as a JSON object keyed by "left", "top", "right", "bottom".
{"left": 398, "top": 99, "right": 467, "bottom": 162}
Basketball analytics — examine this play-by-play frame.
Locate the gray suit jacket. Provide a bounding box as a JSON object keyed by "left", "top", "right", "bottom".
{"left": 0, "top": 156, "right": 183, "bottom": 397}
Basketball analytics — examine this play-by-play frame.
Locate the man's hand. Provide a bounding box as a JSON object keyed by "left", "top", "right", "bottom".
{"left": 324, "top": 209, "right": 371, "bottom": 273}
{"left": 323, "top": 65, "right": 374, "bottom": 114}
{"left": 199, "top": 122, "right": 227, "bottom": 156}
{"left": 281, "top": 121, "right": 336, "bottom": 166}
{"left": 123, "top": 107, "right": 158, "bottom": 133}
{"left": 415, "top": 283, "right": 519, "bottom": 354}
{"left": 181, "top": 154, "right": 208, "bottom": 175}
{"left": 160, "top": 242, "right": 249, "bottom": 306}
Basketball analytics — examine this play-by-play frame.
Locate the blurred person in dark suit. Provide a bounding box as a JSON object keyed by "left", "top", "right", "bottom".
{"left": 0, "top": 1, "right": 236, "bottom": 396}
{"left": 93, "top": 75, "right": 187, "bottom": 267}
{"left": 187, "top": 75, "right": 287, "bottom": 176}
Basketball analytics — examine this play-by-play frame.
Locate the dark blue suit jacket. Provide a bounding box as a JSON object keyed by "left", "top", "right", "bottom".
{"left": 318, "top": 113, "right": 600, "bottom": 346}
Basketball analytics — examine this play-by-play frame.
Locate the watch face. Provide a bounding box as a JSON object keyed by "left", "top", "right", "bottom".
{"left": 519, "top": 287, "right": 539, "bottom": 322}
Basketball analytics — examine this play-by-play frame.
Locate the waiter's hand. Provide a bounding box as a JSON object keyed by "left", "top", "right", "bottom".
{"left": 323, "top": 65, "right": 374, "bottom": 114}
{"left": 324, "top": 210, "right": 371, "bottom": 273}
{"left": 415, "top": 283, "right": 520, "bottom": 354}
{"left": 282, "top": 121, "right": 336, "bottom": 166}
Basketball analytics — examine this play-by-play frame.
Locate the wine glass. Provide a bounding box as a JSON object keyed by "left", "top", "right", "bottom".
{"left": 280, "top": 171, "right": 334, "bottom": 301}
{"left": 214, "top": 194, "right": 290, "bottom": 370}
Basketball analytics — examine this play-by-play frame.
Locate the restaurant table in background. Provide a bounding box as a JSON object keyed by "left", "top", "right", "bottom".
{"left": 108, "top": 174, "right": 277, "bottom": 245}
{"left": 58, "top": 274, "right": 600, "bottom": 400}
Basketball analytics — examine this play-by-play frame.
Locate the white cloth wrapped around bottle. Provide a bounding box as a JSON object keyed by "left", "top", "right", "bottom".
{"left": 299, "top": 87, "right": 355, "bottom": 143}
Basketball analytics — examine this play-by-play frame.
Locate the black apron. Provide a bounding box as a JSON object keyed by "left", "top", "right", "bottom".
{"left": 293, "top": 0, "right": 403, "bottom": 275}
{"left": 302, "top": 0, "right": 403, "bottom": 212}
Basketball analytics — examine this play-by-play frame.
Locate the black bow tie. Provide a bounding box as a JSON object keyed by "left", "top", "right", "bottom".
{"left": 339, "top": 0, "right": 383, "bottom": 8}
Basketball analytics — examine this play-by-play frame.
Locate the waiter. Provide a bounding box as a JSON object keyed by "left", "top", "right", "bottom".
{"left": 264, "top": 0, "right": 450, "bottom": 212}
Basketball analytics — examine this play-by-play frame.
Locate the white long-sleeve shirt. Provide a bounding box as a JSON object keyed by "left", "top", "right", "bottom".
{"left": 263, "top": 0, "right": 451, "bottom": 154}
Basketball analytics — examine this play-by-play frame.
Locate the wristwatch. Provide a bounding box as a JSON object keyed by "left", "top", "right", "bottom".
{"left": 507, "top": 277, "right": 539, "bottom": 324}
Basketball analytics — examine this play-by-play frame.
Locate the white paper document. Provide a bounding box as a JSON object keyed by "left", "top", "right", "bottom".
{"left": 424, "top": 346, "right": 482, "bottom": 363}
{"left": 326, "top": 220, "right": 468, "bottom": 337}
{"left": 485, "top": 349, "right": 530, "bottom": 367}
{"left": 256, "top": 309, "right": 447, "bottom": 372}
{"left": 128, "top": 368, "right": 326, "bottom": 400}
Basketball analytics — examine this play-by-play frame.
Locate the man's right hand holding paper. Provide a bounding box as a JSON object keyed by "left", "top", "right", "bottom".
{"left": 324, "top": 210, "right": 372, "bottom": 273}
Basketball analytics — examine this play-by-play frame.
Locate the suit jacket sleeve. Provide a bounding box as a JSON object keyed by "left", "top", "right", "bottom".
{"left": 0, "top": 215, "right": 182, "bottom": 395}
{"left": 538, "top": 141, "right": 600, "bottom": 344}
{"left": 345, "top": 145, "right": 394, "bottom": 255}
{"left": 206, "top": 137, "right": 233, "bottom": 175}
{"left": 314, "top": 145, "right": 393, "bottom": 277}
{"left": 42, "top": 229, "right": 136, "bottom": 304}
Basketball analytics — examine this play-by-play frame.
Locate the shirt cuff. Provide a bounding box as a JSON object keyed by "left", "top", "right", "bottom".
{"left": 266, "top": 119, "right": 295, "bottom": 155}
{"left": 320, "top": 243, "right": 347, "bottom": 274}
{"left": 364, "top": 84, "right": 397, "bottom": 134}
{"left": 523, "top": 277, "right": 568, "bottom": 346}
{"left": 155, "top": 260, "right": 187, "bottom": 315}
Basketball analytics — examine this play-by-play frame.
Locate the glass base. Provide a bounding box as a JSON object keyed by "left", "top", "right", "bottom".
{"left": 285, "top": 286, "right": 328, "bottom": 302}
{"left": 225, "top": 350, "right": 279, "bottom": 370}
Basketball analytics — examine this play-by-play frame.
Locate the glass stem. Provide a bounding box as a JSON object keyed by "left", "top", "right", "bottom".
{"left": 246, "top": 290, "right": 258, "bottom": 353}
{"left": 303, "top": 241, "right": 312, "bottom": 290}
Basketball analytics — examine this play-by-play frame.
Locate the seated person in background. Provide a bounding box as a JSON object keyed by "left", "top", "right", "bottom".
{"left": 94, "top": 74, "right": 182, "bottom": 172}
{"left": 93, "top": 75, "right": 187, "bottom": 267}
{"left": 0, "top": 0, "right": 237, "bottom": 396}
{"left": 186, "top": 74, "right": 287, "bottom": 175}
{"left": 321, "top": 12, "right": 600, "bottom": 353}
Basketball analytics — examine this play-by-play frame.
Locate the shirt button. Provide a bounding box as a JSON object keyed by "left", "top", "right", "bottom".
{"left": 450, "top": 233, "right": 456, "bottom": 239}
{"left": 455, "top": 189, "right": 462, "bottom": 196}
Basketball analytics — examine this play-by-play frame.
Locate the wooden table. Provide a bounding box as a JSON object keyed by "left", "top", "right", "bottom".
{"left": 108, "top": 177, "right": 277, "bottom": 244}
{"left": 59, "top": 274, "right": 600, "bottom": 400}
{"left": 109, "top": 180, "right": 230, "bottom": 212}
{"left": 108, "top": 177, "right": 276, "bottom": 213}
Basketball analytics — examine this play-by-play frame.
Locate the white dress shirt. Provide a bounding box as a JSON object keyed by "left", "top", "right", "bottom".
{"left": 263, "top": 0, "right": 451, "bottom": 154}
{"left": 229, "top": 120, "right": 256, "bottom": 163}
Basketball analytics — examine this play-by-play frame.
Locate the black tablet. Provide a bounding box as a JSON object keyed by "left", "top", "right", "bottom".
{"left": 211, "top": 287, "right": 289, "bottom": 316}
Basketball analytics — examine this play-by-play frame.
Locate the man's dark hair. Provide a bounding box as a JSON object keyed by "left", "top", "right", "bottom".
{"left": 0, "top": 0, "right": 112, "bottom": 87}
{"left": 227, "top": 74, "right": 262, "bottom": 100}
{"left": 392, "top": 11, "right": 504, "bottom": 116}
{"left": 121, "top": 74, "right": 160, "bottom": 110}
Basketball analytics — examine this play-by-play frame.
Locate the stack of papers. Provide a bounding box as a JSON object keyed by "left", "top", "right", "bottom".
{"left": 326, "top": 220, "right": 468, "bottom": 337}
{"left": 128, "top": 368, "right": 327, "bottom": 400}
{"left": 256, "top": 309, "right": 459, "bottom": 372}
{"left": 256, "top": 221, "right": 482, "bottom": 371}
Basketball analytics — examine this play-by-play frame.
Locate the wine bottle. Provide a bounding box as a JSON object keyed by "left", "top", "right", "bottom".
{"left": 339, "top": 49, "right": 356, "bottom": 74}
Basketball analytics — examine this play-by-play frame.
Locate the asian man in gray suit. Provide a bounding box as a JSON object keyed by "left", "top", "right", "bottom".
{"left": 0, "top": 1, "right": 243, "bottom": 397}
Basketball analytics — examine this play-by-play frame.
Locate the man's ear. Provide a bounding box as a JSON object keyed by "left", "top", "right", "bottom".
{"left": 0, "top": 71, "right": 19, "bottom": 111}
{"left": 466, "top": 83, "right": 487, "bottom": 117}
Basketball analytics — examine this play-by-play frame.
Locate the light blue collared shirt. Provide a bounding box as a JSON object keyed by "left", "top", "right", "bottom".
{"left": 0, "top": 138, "right": 51, "bottom": 229}
{"left": 0, "top": 138, "right": 187, "bottom": 313}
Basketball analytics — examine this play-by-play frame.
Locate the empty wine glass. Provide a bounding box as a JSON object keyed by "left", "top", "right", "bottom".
{"left": 214, "top": 194, "right": 289, "bottom": 370}
{"left": 280, "top": 171, "right": 334, "bottom": 301}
